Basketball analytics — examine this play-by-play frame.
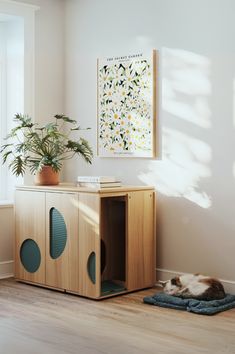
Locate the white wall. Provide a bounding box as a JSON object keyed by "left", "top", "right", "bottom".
{"left": 64, "top": 0, "right": 235, "bottom": 291}
{"left": 14, "top": 0, "right": 65, "bottom": 123}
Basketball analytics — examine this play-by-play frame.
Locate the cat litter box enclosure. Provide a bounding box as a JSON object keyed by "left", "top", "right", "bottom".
{"left": 15, "top": 184, "right": 156, "bottom": 299}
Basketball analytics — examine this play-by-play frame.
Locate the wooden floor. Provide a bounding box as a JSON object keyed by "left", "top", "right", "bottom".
{"left": 1, "top": 279, "right": 235, "bottom": 354}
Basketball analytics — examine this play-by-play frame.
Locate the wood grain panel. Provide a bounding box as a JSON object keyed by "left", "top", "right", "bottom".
{"left": 2, "top": 279, "right": 235, "bottom": 354}
{"left": 127, "top": 191, "right": 155, "bottom": 290}
{"left": 15, "top": 190, "right": 45, "bottom": 284}
{"left": 78, "top": 193, "right": 100, "bottom": 298}
{"left": 45, "top": 192, "right": 78, "bottom": 291}
{"left": 16, "top": 184, "right": 154, "bottom": 194}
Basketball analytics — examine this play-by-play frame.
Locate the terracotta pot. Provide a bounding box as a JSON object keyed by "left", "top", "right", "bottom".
{"left": 34, "top": 166, "right": 59, "bottom": 185}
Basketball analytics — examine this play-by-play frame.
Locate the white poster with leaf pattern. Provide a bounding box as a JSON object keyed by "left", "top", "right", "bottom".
{"left": 97, "top": 50, "right": 157, "bottom": 157}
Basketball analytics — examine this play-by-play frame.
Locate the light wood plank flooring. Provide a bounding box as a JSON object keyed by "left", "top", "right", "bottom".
{"left": 0, "top": 279, "right": 235, "bottom": 354}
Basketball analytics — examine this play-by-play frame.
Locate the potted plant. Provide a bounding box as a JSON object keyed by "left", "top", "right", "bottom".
{"left": 0, "top": 113, "right": 93, "bottom": 185}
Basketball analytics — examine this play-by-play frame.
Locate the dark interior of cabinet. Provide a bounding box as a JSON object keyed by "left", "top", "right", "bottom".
{"left": 100, "top": 196, "right": 126, "bottom": 296}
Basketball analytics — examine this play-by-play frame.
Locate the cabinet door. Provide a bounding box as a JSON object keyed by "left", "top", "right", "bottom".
{"left": 15, "top": 190, "right": 45, "bottom": 284}
{"left": 127, "top": 190, "right": 155, "bottom": 290}
{"left": 45, "top": 192, "right": 79, "bottom": 291}
{"left": 78, "top": 193, "right": 100, "bottom": 298}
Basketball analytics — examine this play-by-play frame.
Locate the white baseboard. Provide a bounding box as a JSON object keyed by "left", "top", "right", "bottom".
{"left": 0, "top": 260, "right": 14, "bottom": 279}
{"left": 1, "top": 262, "right": 235, "bottom": 294}
{"left": 156, "top": 268, "right": 235, "bottom": 295}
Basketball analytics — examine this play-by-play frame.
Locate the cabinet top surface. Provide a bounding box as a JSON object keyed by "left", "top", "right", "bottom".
{"left": 16, "top": 183, "right": 155, "bottom": 194}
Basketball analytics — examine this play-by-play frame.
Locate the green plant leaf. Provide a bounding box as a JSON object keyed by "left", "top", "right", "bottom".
{"left": 54, "top": 114, "right": 77, "bottom": 124}
{"left": 9, "top": 156, "right": 27, "bottom": 176}
{"left": 2, "top": 150, "right": 13, "bottom": 164}
{"left": 0, "top": 113, "right": 93, "bottom": 176}
{"left": 66, "top": 138, "right": 93, "bottom": 164}
{"left": 0, "top": 143, "right": 13, "bottom": 153}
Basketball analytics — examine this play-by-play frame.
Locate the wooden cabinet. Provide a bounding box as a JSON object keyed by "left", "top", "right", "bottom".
{"left": 127, "top": 191, "right": 155, "bottom": 290}
{"left": 15, "top": 184, "right": 156, "bottom": 299}
{"left": 45, "top": 192, "right": 79, "bottom": 291}
{"left": 78, "top": 193, "right": 101, "bottom": 298}
{"left": 15, "top": 190, "right": 46, "bottom": 285}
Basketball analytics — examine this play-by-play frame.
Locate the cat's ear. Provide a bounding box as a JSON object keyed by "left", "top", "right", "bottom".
{"left": 158, "top": 280, "right": 168, "bottom": 287}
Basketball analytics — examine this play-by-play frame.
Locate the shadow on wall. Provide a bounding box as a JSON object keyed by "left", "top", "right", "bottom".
{"left": 137, "top": 47, "right": 235, "bottom": 282}
{"left": 139, "top": 47, "right": 212, "bottom": 209}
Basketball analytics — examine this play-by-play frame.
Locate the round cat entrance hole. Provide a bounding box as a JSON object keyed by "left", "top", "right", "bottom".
{"left": 20, "top": 239, "right": 41, "bottom": 273}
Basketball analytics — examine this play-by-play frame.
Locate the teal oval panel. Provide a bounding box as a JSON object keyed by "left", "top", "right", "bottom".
{"left": 87, "top": 252, "right": 96, "bottom": 284}
{"left": 50, "top": 207, "right": 67, "bottom": 259}
{"left": 20, "top": 239, "right": 41, "bottom": 273}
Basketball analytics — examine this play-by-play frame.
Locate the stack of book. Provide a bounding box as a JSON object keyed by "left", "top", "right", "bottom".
{"left": 77, "top": 176, "right": 122, "bottom": 189}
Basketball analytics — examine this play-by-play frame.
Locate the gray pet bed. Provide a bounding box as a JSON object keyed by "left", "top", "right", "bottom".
{"left": 143, "top": 292, "right": 235, "bottom": 315}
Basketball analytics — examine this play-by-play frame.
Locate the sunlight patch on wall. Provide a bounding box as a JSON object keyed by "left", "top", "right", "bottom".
{"left": 162, "top": 48, "right": 211, "bottom": 128}
{"left": 139, "top": 128, "right": 212, "bottom": 209}
{"left": 138, "top": 48, "right": 212, "bottom": 209}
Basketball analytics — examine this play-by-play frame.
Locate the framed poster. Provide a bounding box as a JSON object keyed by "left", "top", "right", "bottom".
{"left": 97, "top": 50, "right": 157, "bottom": 158}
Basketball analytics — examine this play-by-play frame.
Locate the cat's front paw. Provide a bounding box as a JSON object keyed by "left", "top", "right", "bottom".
{"left": 166, "top": 289, "right": 179, "bottom": 296}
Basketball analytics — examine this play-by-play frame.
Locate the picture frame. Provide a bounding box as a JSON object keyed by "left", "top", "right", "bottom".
{"left": 97, "top": 49, "right": 157, "bottom": 158}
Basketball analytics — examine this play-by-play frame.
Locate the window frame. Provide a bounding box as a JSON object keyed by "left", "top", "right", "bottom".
{"left": 0, "top": 0, "right": 39, "bottom": 201}
{"left": 0, "top": 22, "right": 8, "bottom": 200}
